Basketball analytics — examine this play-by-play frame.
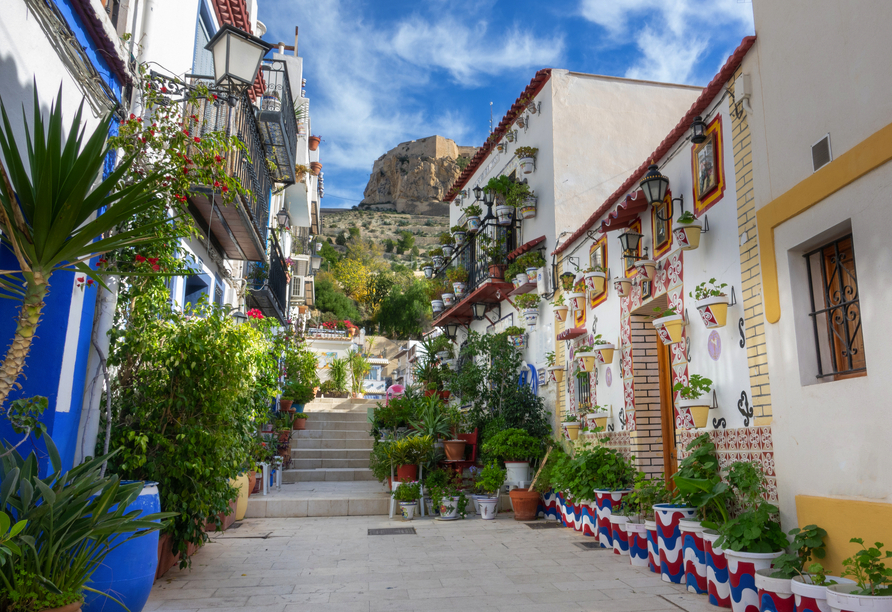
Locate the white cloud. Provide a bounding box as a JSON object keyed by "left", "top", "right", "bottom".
{"left": 579, "top": 0, "right": 753, "bottom": 84}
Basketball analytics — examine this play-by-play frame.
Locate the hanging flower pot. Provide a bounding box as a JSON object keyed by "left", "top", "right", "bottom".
{"left": 467, "top": 216, "right": 482, "bottom": 233}
{"left": 432, "top": 255, "right": 444, "bottom": 268}
{"left": 452, "top": 281, "right": 467, "bottom": 296}
{"left": 308, "top": 135, "right": 321, "bottom": 151}
{"left": 513, "top": 272, "right": 529, "bottom": 288}
{"left": 568, "top": 292, "right": 586, "bottom": 311}
{"left": 585, "top": 271, "right": 607, "bottom": 294}
{"left": 591, "top": 410, "right": 609, "bottom": 430}
{"left": 431, "top": 299, "right": 444, "bottom": 313}
{"left": 678, "top": 398, "right": 710, "bottom": 429}
{"left": 507, "top": 333, "right": 527, "bottom": 349}
{"left": 495, "top": 204, "right": 514, "bottom": 226}
{"left": 554, "top": 304, "right": 569, "bottom": 322}
{"left": 310, "top": 161, "right": 322, "bottom": 175}
{"left": 593, "top": 343, "right": 616, "bottom": 364}
{"left": 674, "top": 219, "right": 703, "bottom": 251}
{"left": 519, "top": 196, "right": 537, "bottom": 219}
{"left": 442, "top": 293, "right": 455, "bottom": 308}
{"left": 696, "top": 296, "right": 729, "bottom": 328}
{"left": 563, "top": 421, "right": 580, "bottom": 440}
{"left": 442, "top": 244, "right": 454, "bottom": 258}
{"left": 653, "top": 314, "right": 685, "bottom": 345}
{"left": 519, "top": 157, "right": 535, "bottom": 174}
{"left": 614, "top": 277, "right": 632, "bottom": 297}
{"left": 635, "top": 259, "right": 656, "bottom": 280}
{"left": 453, "top": 230, "right": 467, "bottom": 246}
{"left": 422, "top": 264, "right": 433, "bottom": 277}
{"left": 548, "top": 366, "right": 565, "bottom": 383}
{"left": 577, "top": 351, "right": 597, "bottom": 372}
{"left": 516, "top": 115, "right": 526, "bottom": 128}
{"left": 523, "top": 308, "right": 539, "bottom": 326}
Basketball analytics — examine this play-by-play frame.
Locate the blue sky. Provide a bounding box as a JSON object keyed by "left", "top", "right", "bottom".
{"left": 260, "top": 0, "right": 754, "bottom": 209}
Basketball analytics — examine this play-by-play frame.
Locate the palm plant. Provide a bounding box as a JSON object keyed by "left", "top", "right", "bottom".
{"left": 348, "top": 351, "right": 370, "bottom": 396}
{"left": 409, "top": 394, "right": 451, "bottom": 440}
{"left": 328, "top": 356, "right": 349, "bottom": 392}
{"left": 0, "top": 90, "right": 167, "bottom": 406}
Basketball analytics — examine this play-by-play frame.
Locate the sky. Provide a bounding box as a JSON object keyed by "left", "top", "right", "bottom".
{"left": 259, "top": 0, "right": 755, "bottom": 209}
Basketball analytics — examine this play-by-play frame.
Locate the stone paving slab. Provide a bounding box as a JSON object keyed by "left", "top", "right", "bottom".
{"left": 149, "top": 514, "right": 718, "bottom": 612}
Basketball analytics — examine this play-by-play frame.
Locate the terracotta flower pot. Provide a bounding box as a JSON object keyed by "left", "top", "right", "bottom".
{"left": 292, "top": 417, "right": 307, "bottom": 430}
{"left": 308, "top": 135, "right": 321, "bottom": 151}
{"left": 248, "top": 471, "right": 258, "bottom": 495}
{"left": 310, "top": 161, "right": 322, "bottom": 175}
{"left": 554, "top": 304, "right": 569, "bottom": 322}
{"left": 396, "top": 464, "right": 418, "bottom": 482}
{"left": 489, "top": 264, "right": 506, "bottom": 280}
{"left": 45, "top": 599, "right": 84, "bottom": 612}
{"left": 509, "top": 488, "right": 540, "bottom": 520}
{"left": 280, "top": 399, "right": 294, "bottom": 411}
{"left": 444, "top": 439, "right": 466, "bottom": 460}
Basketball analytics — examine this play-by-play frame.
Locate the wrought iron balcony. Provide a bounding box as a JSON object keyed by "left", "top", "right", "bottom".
{"left": 256, "top": 59, "right": 299, "bottom": 184}
{"left": 246, "top": 237, "right": 289, "bottom": 323}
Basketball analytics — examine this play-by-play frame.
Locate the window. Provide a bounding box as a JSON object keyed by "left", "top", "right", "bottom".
{"left": 192, "top": 1, "right": 216, "bottom": 76}
{"left": 590, "top": 241, "right": 605, "bottom": 270}
{"left": 576, "top": 371, "right": 591, "bottom": 407}
{"left": 804, "top": 234, "right": 866, "bottom": 380}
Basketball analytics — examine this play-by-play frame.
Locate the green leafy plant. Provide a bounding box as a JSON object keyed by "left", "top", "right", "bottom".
{"left": 582, "top": 265, "right": 605, "bottom": 274}
{"left": 429, "top": 247, "right": 444, "bottom": 258}
{"left": 515, "top": 146, "right": 538, "bottom": 159}
{"left": 465, "top": 203, "right": 482, "bottom": 217}
{"left": 626, "top": 472, "right": 672, "bottom": 521}
{"left": 560, "top": 273, "right": 575, "bottom": 291}
{"left": 479, "top": 234, "right": 506, "bottom": 264}
{"left": 446, "top": 267, "right": 468, "bottom": 283}
{"left": 485, "top": 175, "right": 514, "bottom": 196}
{"left": 476, "top": 462, "right": 507, "bottom": 496}
{"left": 0, "top": 512, "right": 25, "bottom": 569}
{"left": 545, "top": 351, "right": 556, "bottom": 367}
{"left": 715, "top": 461, "right": 787, "bottom": 553}
{"left": 438, "top": 232, "right": 455, "bottom": 246}
{"left": 348, "top": 351, "right": 371, "bottom": 396}
{"left": 328, "top": 357, "right": 350, "bottom": 393}
{"left": 552, "top": 294, "right": 566, "bottom": 307}
{"left": 770, "top": 525, "right": 829, "bottom": 580}
{"left": 651, "top": 306, "right": 679, "bottom": 319}
{"left": 482, "top": 428, "right": 545, "bottom": 462}
{"left": 408, "top": 394, "right": 451, "bottom": 441}
{"left": 274, "top": 412, "right": 295, "bottom": 431}
{"left": 282, "top": 379, "right": 315, "bottom": 404}
{"left": 4, "top": 569, "right": 83, "bottom": 612}
{"left": 392, "top": 482, "right": 421, "bottom": 502}
{"left": 514, "top": 293, "right": 541, "bottom": 310}
{"left": 505, "top": 181, "right": 532, "bottom": 208}
{"left": 505, "top": 260, "right": 525, "bottom": 281}
{"left": 672, "top": 433, "right": 732, "bottom": 524}
{"left": 674, "top": 374, "right": 713, "bottom": 400}
{"left": 563, "top": 413, "right": 578, "bottom": 423}
{"left": 504, "top": 325, "right": 526, "bottom": 336}
{"left": 517, "top": 251, "right": 546, "bottom": 269}
{"left": 678, "top": 211, "right": 697, "bottom": 224}
{"left": 690, "top": 278, "right": 729, "bottom": 301}
{"left": 842, "top": 539, "right": 892, "bottom": 596}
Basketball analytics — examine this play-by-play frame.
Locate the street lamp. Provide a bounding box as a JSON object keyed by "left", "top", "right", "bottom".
{"left": 639, "top": 164, "right": 669, "bottom": 206}
{"left": 229, "top": 307, "right": 248, "bottom": 325}
{"left": 275, "top": 208, "right": 289, "bottom": 229}
{"left": 444, "top": 323, "right": 460, "bottom": 340}
{"left": 206, "top": 24, "right": 274, "bottom": 92}
{"left": 473, "top": 185, "right": 483, "bottom": 201}
{"left": 472, "top": 302, "right": 488, "bottom": 320}
{"left": 691, "top": 116, "right": 708, "bottom": 144}
{"left": 310, "top": 254, "right": 322, "bottom": 270}
{"left": 618, "top": 229, "right": 643, "bottom": 255}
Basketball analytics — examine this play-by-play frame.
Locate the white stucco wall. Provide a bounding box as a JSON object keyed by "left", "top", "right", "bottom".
{"left": 134, "top": 0, "right": 204, "bottom": 79}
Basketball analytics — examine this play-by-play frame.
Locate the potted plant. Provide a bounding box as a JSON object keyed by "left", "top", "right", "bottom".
{"left": 464, "top": 203, "right": 483, "bottom": 233}
{"left": 575, "top": 343, "right": 597, "bottom": 372}
{"left": 275, "top": 412, "right": 294, "bottom": 444}
{"left": 692, "top": 278, "right": 731, "bottom": 329}
{"left": 443, "top": 406, "right": 467, "bottom": 461}
{"left": 560, "top": 271, "right": 575, "bottom": 292}
{"left": 294, "top": 163, "right": 310, "bottom": 182}
{"left": 485, "top": 175, "right": 515, "bottom": 225}
{"left": 651, "top": 306, "right": 685, "bottom": 345}
{"left": 588, "top": 404, "right": 610, "bottom": 430}
{"left": 480, "top": 234, "right": 507, "bottom": 279}
{"left": 518, "top": 251, "right": 546, "bottom": 281}
{"left": 308, "top": 135, "right": 321, "bottom": 151}
{"left": 622, "top": 473, "right": 672, "bottom": 566}
{"left": 427, "top": 280, "right": 445, "bottom": 313}
{"left": 514, "top": 293, "right": 541, "bottom": 326}
{"left": 674, "top": 374, "right": 713, "bottom": 429}
{"left": 310, "top": 160, "right": 322, "bottom": 175}
{"left": 451, "top": 224, "right": 467, "bottom": 246}
{"left": 674, "top": 211, "right": 704, "bottom": 250}
{"left": 589, "top": 333, "right": 616, "bottom": 365}
{"left": 614, "top": 276, "right": 632, "bottom": 297}
{"left": 519, "top": 191, "right": 538, "bottom": 219}
{"left": 504, "top": 325, "right": 527, "bottom": 350}
{"left": 422, "top": 468, "right": 450, "bottom": 515}
{"left": 552, "top": 293, "right": 569, "bottom": 323}
{"left": 506, "top": 260, "right": 528, "bottom": 287}
{"left": 439, "top": 232, "right": 455, "bottom": 258}
{"left": 430, "top": 247, "right": 445, "bottom": 269}
{"left": 475, "top": 462, "right": 507, "bottom": 520}
{"left": 431, "top": 472, "right": 469, "bottom": 520}
{"left": 635, "top": 258, "right": 656, "bottom": 280}
{"left": 515, "top": 146, "right": 538, "bottom": 174}
{"left": 446, "top": 266, "right": 468, "bottom": 297}
{"left": 292, "top": 412, "right": 308, "bottom": 430}
{"left": 482, "top": 427, "right": 544, "bottom": 486}
{"left": 546, "top": 351, "right": 565, "bottom": 383}
{"left": 568, "top": 281, "right": 587, "bottom": 311}
{"left": 392, "top": 481, "right": 422, "bottom": 521}
{"left": 827, "top": 539, "right": 892, "bottom": 612}
{"left": 561, "top": 413, "right": 581, "bottom": 440}
{"left": 422, "top": 262, "right": 433, "bottom": 278}
{"left": 505, "top": 181, "right": 536, "bottom": 219}
{"left": 583, "top": 265, "right": 607, "bottom": 294}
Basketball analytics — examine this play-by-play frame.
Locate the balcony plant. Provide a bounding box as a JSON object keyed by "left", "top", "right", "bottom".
{"left": 430, "top": 247, "right": 445, "bottom": 269}
{"left": 479, "top": 234, "right": 507, "bottom": 279}
{"left": 295, "top": 163, "right": 310, "bottom": 182}
{"left": 504, "top": 325, "right": 527, "bottom": 350}
{"left": 561, "top": 412, "right": 581, "bottom": 440}
{"left": 514, "top": 293, "right": 541, "bottom": 326}
{"left": 505, "top": 260, "right": 528, "bottom": 287}
{"left": 427, "top": 279, "right": 447, "bottom": 314}
{"left": 583, "top": 265, "right": 607, "bottom": 294}
{"left": 485, "top": 175, "right": 515, "bottom": 225}
{"left": 504, "top": 181, "right": 534, "bottom": 217}
{"left": 651, "top": 306, "right": 685, "bottom": 345}
{"left": 574, "top": 343, "right": 597, "bottom": 372}
{"left": 446, "top": 267, "right": 468, "bottom": 297}
{"left": 826, "top": 539, "right": 892, "bottom": 612}
{"left": 515, "top": 146, "right": 538, "bottom": 174}
{"left": 464, "top": 203, "right": 483, "bottom": 232}
{"left": 674, "top": 210, "right": 704, "bottom": 250}
{"left": 546, "top": 350, "right": 565, "bottom": 383}
{"left": 674, "top": 375, "right": 713, "bottom": 428}
{"left": 552, "top": 293, "right": 569, "bottom": 323}
{"left": 475, "top": 462, "right": 507, "bottom": 519}
{"left": 691, "top": 278, "right": 730, "bottom": 329}
{"left": 439, "top": 232, "right": 456, "bottom": 258}
{"left": 392, "top": 481, "right": 422, "bottom": 521}
{"left": 451, "top": 224, "right": 467, "bottom": 246}
{"left": 517, "top": 251, "right": 546, "bottom": 279}
{"left": 588, "top": 333, "right": 615, "bottom": 365}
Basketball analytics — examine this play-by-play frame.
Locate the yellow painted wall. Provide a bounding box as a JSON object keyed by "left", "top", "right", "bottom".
{"left": 796, "top": 495, "right": 892, "bottom": 576}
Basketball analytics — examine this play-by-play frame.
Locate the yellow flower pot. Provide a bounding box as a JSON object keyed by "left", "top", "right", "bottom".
{"left": 593, "top": 415, "right": 609, "bottom": 430}
{"left": 577, "top": 352, "right": 597, "bottom": 372}
{"left": 563, "top": 423, "right": 580, "bottom": 440}
{"left": 594, "top": 344, "right": 615, "bottom": 365}
{"left": 614, "top": 278, "right": 631, "bottom": 297}
{"left": 635, "top": 260, "right": 656, "bottom": 280}
{"left": 653, "top": 314, "right": 685, "bottom": 345}
{"left": 679, "top": 400, "right": 710, "bottom": 429}
{"left": 585, "top": 272, "right": 607, "bottom": 295}
{"left": 696, "top": 296, "right": 729, "bottom": 329}
{"left": 231, "top": 474, "right": 250, "bottom": 520}
{"left": 548, "top": 366, "right": 565, "bottom": 383}
{"left": 554, "top": 305, "right": 569, "bottom": 322}
{"left": 673, "top": 221, "right": 703, "bottom": 251}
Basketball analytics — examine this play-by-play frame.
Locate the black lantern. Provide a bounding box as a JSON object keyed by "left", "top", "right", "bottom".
{"left": 639, "top": 164, "right": 669, "bottom": 206}
{"left": 276, "top": 207, "right": 289, "bottom": 228}
{"left": 473, "top": 185, "right": 483, "bottom": 201}
{"left": 230, "top": 308, "right": 248, "bottom": 325}
{"left": 205, "top": 24, "right": 274, "bottom": 93}
{"left": 483, "top": 189, "right": 495, "bottom": 207}
{"left": 444, "top": 323, "right": 460, "bottom": 340}
{"left": 618, "top": 230, "right": 643, "bottom": 255}
{"left": 691, "top": 116, "right": 707, "bottom": 144}
{"left": 472, "top": 302, "right": 487, "bottom": 320}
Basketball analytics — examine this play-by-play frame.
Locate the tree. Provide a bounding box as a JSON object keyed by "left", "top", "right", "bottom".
{"left": 314, "top": 278, "right": 362, "bottom": 321}
{"left": 384, "top": 238, "right": 395, "bottom": 253}
{"left": 348, "top": 226, "right": 361, "bottom": 239}
{"left": 374, "top": 279, "right": 431, "bottom": 338}
{"left": 410, "top": 246, "right": 420, "bottom": 258}
{"left": 319, "top": 241, "right": 341, "bottom": 268}
{"left": 335, "top": 232, "right": 347, "bottom": 246}
{"left": 397, "top": 230, "right": 415, "bottom": 252}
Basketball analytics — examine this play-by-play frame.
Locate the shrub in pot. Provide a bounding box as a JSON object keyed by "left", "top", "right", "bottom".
{"left": 430, "top": 473, "right": 469, "bottom": 520}
{"left": 516, "top": 251, "right": 546, "bottom": 281}
{"left": 515, "top": 146, "right": 538, "bottom": 174}
{"left": 674, "top": 211, "right": 704, "bottom": 251}
{"left": 514, "top": 293, "right": 541, "bottom": 326}
{"left": 561, "top": 412, "right": 581, "bottom": 441}
{"left": 760, "top": 525, "right": 840, "bottom": 612}
{"left": 485, "top": 175, "right": 517, "bottom": 225}
{"left": 446, "top": 266, "right": 468, "bottom": 297}
{"left": 827, "top": 539, "right": 892, "bottom": 612}
{"left": 675, "top": 375, "right": 713, "bottom": 429}
{"left": 575, "top": 343, "right": 597, "bottom": 372}
{"left": 504, "top": 325, "right": 527, "bottom": 350}
{"left": 692, "top": 279, "right": 730, "bottom": 329}
{"left": 451, "top": 224, "right": 467, "bottom": 246}
{"left": 624, "top": 473, "right": 672, "bottom": 568}
{"left": 588, "top": 445, "right": 636, "bottom": 549}
{"left": 443, "top": 406, "right": 469, "bottom": 460}
{"left": 582, "top": 265, "right": 607, "bottom": 294}
{"left": 482, "top": 427, "right": 544, "bottom": 486}
{"left": 465, "top": 203, "right": 483, "bottom": 232}
{"left": 476, "top": 462, "right": 507, "bottom": 520}
{"left": 552, "top": 293, "right": 569, "bottom": 323}
{"left": 392, "top": 481, "right": 421, "bottom": 521}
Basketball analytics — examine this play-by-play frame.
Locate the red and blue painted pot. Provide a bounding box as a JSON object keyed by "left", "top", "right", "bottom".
{"left": 595, "top": 489, "right": 631, "bottom": 549}
{"left": 580, "top": 501, "right": 597, "bottom": 537}
{"left": 538, "top": 489, "right": 561, "bottom": 521}
{"left": 563, "top": 496, "right": 584, "bottom": 532}
{"left": 680, "top": 519, "right": 708, "bottom": 594}
{"left": 725, "top": 549, "right": 784, "bottom": 612}
{"left": 646, "top": 519, "right": 660, "bottom": 573}
{"left": 627, "top": 522, "right": 650, "bottom": 567}
{"left": 792, "top": 576, "right": 855, "bottom": 612}
{"left": 704, "top": 529, "right": 732, "bottom": 608}
{"left": 610, "top": 515, "right": 631, "bottom": 555}
{"left": 654, "top": 503, "right": 697, "bottom": 584}
{"left": 756, "top": 569, "right": 794, "bottom": 612}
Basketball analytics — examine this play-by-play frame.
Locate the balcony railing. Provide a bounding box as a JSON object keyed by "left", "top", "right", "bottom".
{"left": 306, "top": 328, "right": 351, "bottom": 340}
{"left": 246, "top": 238, "right": 289, "bottom": 322}
{"left": 257, "top": 60, "right": 299, "bottom": 184}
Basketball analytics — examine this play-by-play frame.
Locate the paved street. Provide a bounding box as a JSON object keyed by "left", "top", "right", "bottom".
{"left": 147, "top": 516, "right": 715, "bottom": 612}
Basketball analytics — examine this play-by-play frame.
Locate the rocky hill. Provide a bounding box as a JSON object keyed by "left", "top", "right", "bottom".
{"left": 359, "top": 135, "right": 476, "bottom": 216}
{"left": 319, "top": 208, "right": 449, "bottom": 264}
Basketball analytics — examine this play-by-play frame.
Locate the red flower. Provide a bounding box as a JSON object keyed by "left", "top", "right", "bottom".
{"left": 183, "top": 167, "right": 190, "bottom": 175}
{"left": 247, "top": 308, "right": 264, "bottom": 320}
{"left": 182, "top": 129, "right": 190, "bottom": 136}
{"left": 193, "top": 137, "right": 201, "bottom": 143}
{"left": 152, "top": 264, "right": 161, "bottom": 272}
{"left": 161, "top": 86, "right": 168, "bottom": 93}
{"left": 221, "top": 185, "right": 229, "bottom": 193}
{"left": 77, "top": 276, "right": 85, "bottom": 282}
{"left": 129, "top": 113, "right": 135, "bottom": 120}
{"left": 148, "top": 257, "right": 159, "bottom": 265}
{"left": 86, "top": 279, "right": 95, "bottom": 287}
{"left": 214, "top": 155, "right": 222, "bottom": 163}
{"left": 135, "top": 255, "right": 146, "bottom": 263}
{"left": 213, "top": 181, "right": 220, "bottom": 187}
{"left": 137, "top": 117, "right": 143, "bottom": 123}
{"left": 212, "top": 94, "right": 218, "bottom": 100}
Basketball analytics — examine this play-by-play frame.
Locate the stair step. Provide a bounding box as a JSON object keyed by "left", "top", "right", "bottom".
{"left": 290, "top": 448, "right": 371, "bottom": 460}
{"left": 293, "top": 429, "right": 371, "bottom": 440}
{"left": 305, "top": 412, "right": 370, "bottom": 422}
{"left": 281, "top": 468, "right": 377, "bottom": 483}
{"left": 291, "top": 437, "right": 374, "bottom": 450}
{"left": 290, "top": 458, "right": 370, "bottom": 469}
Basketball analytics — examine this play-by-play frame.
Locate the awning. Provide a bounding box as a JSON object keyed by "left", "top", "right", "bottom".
{"left": 507, "top": 235, "right": 546, "bottom": 261}
{"left": 599, "top": 189, "right": 648, "bottom": 233}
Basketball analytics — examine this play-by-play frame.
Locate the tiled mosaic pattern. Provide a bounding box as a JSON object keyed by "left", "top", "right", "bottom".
{"left": 589, "top": 431, "right": 632, "bottom": 461}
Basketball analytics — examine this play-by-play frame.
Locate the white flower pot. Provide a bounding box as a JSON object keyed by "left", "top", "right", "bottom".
{"left": 635, "top": 259, "right": 656, "bottom": 280}
{"left": 442, "top": 245, "right": 454, "bottom": 258}
{"left": 673, "top": 220, "right": 703, "bottom": 251}
{"left": 614, "top": 277, "right": 632, "bottom": 297}
{"left": 514, "top": 272, "right": 529, "bottom": 287}
{"left": 520, "top": 196, "right": 537, "bottom": 219}
{"left": 827, "top": 584, "right": 892, "bottom": 612}
{"left": 453, "top": 231, "right": 467, "bottom": 246}
{"left": 438, "top": 496, "right": 462, "bottom": 519}
{"left": 452, "top": 281, "right": 467, "bottom": 296}
{"left": 523, "top": 308, "right": 539, "bottom": 326}
{"left": 432, "top": 255, "right": 444, "bottom": 268}
{"left": 431, "top": 299, "right": 444, "bottom": 313}
{"left": 508, "top": 334, "right": 526, "bottom": 349}
{"left": 495, "top": 204, "right": 513, "bottom": 225}
{"left": 678, "top": 398, "right": 710, "bottom": 429}
{"left": 520, "top": 157, "right": 535, "bottom": 174}
{"left": 399, "top": 501, "right": 417, "bottom": 521}
{"left": 467, "top": 216, "right": 482, "bottom": 232}
{"left": 524, "top": 266, "right": 539, "bottom": 279}
{"left": 478, "top": 497, "right": 499, "bottom": 520}
{"left": 505, "top": 461, "right": 530, "bottom": 485}
{"left": 696, "top": 295, "right": 730, "bottom": 328}
{"left": 554, "top": 304, "right": 569, "bottom": 322}
{"left": 755, "top": 569, "right": 793, "bottom": 612}
{"left": 422, "top": 265, "right": 433, "bottom": 277}
{"left": 793, "top": 576, "right": 855, "bottom": 612}
{"left": 442, "top": 293, "right": 455, "bottom": 307}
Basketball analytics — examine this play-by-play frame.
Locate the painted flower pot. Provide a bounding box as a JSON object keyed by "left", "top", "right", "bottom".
{"left": 725, "top": 549, "right": 784, "bottom": 612}
{"left": 496, "top": 204, "right": 514, "bottom": 225}
{"left": 399, "top": 501, "right": 417, "bottom": 521}
{"left": 679, "top": 398, "right": 711, "bottom": 429}
{"left": 508, "top": 333, "right": 527, "bottom": 349}
{"left": 453, "top": 281, "right": 467, "bottom": 296}
{"left": 654, "top": 503, "right": 697, "bottom": 584}
{"left": 563, "top": 422, "right": 580, "bottom": 440}
{"left": 422, "top": 265, "right": 433, "bottom": 277}
{"left": 467, "top": 216, "right": 482, "bottom": 232}
{"left": 432, "top": 300, "right": 444, "bottom": 313}
{"left": 610, "top": 515, "right": 631, "bottom": 555}
{"left": 538, "top": 489, "right": 561, "bottom": 521}
{"left": 524, "top": 266, "right": 539, "bottom": 279}
{"left": 432, "top": 255, "right": 445, "bottom": 268}
{"left": 520, "top": 197, "right": 537, "bottom": 219}
{"left": 523, "top": 308, "right": 539, "bottom": 326}
{"left": 704, "top": 529, "right": 732, "bottom": 608}
{"left": 614, "top": 278, "right": 632, "bottom": 297}
{"left": 635, "top": 259, "right": 656, "bottom": 280}
{"left": 554, "top": 305, "right": 569, "bottom": 322}
{"left": 548, "top": 366, "right": 565, "bottom": 383}
{"left": 453, "top": 231, "right": 467, "bottom": 246}
{"left": 444, "top": 439, "right": 467, "bottom": 460}
{"left": 674, "top": 220, "right": 703, "bottom": 251}
{"left": 442, "top": 293, "right": 455, "bottom": 307}
{"left": 646, "top": 519, "right": 660, "bottom": 573}
{"left": 576, "top": 351, "right": 597, "bottom": 372}
{"left": 680, "top": 519, "right": 708, "bottom": 594}
{"left": 514, "top": 272, "right": 529, "bottom": 287}
{"left": 756, "top": 569, "right": 794, "bottom": 612}
{"left": 442, "top": 245, "right": 454, "bottom": 258}
{"left": 593, "top": 343, "right": 616, "bottom": 364}
{"left": 568, "top": 292, "right": 586, "bottom": 310}
{"left": 826, "top": 584, "right": 892, "bottom": 612}
{"left": 618, "top": 521, "right": 647, "bottom": 566}
{"left": 792, "top": 576, "right": 855, "bottom": 612}
{"left": 697, "top": 296, "right": 730, "bottom": 328}
{"left": 653, "top": 314, "right": 685, "bottom": 345}
{"left": 585, "top": 271, "right": 607, "bottom": 294}
{"left": 439, "top": 496, "right": 461, "bottom": 519}
{"left": 478, "top": 497, "right": 499, "bottom": 520}
{"left": 594, "top": 489, "right": 632, "bottom": 549}
{"left": 591, "top": 412, "right": 609, "bottom": 430}
{"left": 505, "top": 461, "right": 530, "bottom": 486}
{"left": 520, "top": 156, "right": 535, "bottom": 174}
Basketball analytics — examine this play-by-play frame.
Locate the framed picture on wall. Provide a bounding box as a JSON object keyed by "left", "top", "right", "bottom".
{"left": 693, "top": 131, "right": 719, "bottom": 201}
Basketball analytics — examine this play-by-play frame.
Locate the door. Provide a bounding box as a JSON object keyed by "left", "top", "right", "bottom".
{"left": 657, "top": 338, "right": 678, "bottom": 486}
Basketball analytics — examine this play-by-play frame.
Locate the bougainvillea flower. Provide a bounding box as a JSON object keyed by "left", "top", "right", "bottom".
{"left": 135, "top": 255, "right": 147, "bottom": 263}
{"left": 194, "top": 137, "right": 201, "bottom": 143}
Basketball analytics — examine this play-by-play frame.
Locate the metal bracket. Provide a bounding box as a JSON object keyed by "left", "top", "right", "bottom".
{"left": 729, "top": 285, "right": 737, "bottom": 307}
{"left": 710, "top": 389, "right": 718, "bottom": 410}
{"left": 685, "top": 337, "right": 692, "bottom": 363}
{"left": 654, "top": 194, "right": 685, "bottom": 222}
{"left": 700, "top": 215, "right": 711, "bottom": 233}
